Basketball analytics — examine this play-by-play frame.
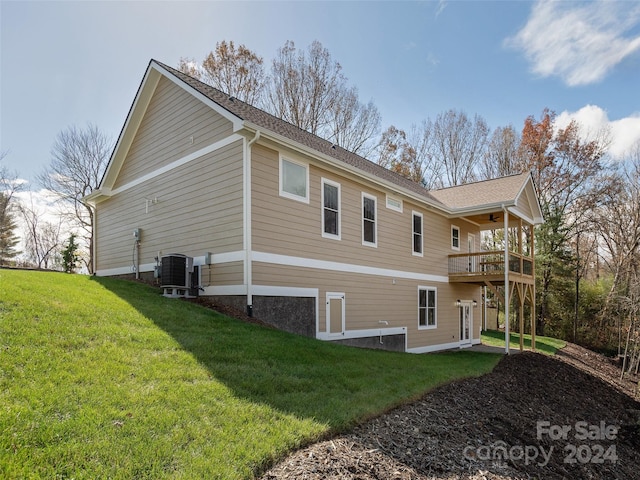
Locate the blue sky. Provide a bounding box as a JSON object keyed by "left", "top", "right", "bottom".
{"left": 2, "top": 0, "right": 640, "bottom": 183}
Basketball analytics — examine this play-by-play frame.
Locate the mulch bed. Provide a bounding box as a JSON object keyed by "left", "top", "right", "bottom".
{"left": 260, "top": 345, "right": 640, "bottom": 480}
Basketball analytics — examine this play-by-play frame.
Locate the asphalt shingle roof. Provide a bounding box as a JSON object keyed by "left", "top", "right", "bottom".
{"left": 153, "top": 60, "right": 529, "bottom": 213}
{"left": 430, "top": 172, "right": 530, "bottom": 209}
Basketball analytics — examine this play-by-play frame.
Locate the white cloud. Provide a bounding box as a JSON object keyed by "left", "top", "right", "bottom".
{"left": 555, "top": 105, "right": 640, "bottom": 160}
{"left": 506, "top": 1, "right": 640, "bottom": 86}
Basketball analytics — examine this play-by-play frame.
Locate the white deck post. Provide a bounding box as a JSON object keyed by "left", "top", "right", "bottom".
{"left": 504, "top": 208, "right": 510, "bottom": 354}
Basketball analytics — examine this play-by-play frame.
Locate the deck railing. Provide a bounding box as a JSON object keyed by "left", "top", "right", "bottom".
{"left": 448, "top": 251, "right": 534, "bottom": 278}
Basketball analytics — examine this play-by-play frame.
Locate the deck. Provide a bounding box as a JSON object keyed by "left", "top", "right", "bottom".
{"left": 448, "top": 251, "right": 534, "bottom": 285}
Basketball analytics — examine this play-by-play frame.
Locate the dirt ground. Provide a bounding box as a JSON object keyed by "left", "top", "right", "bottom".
{"left": 260, "top": 343, "right": 640, "bottom": 480}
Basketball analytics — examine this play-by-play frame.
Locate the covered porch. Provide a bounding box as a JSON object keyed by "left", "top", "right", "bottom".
{"left": 431, "top": 173, "right": 544, "bottom": 355}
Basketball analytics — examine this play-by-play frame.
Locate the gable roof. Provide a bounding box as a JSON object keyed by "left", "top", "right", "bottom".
{"left": 431, "top": 172, "right": 530, "bottom": 209}
{"left": 89, "top": 59, "right": 543, "bottom": 225}
{"left": 153, "top": 60, "right": 446, "bottom": 205}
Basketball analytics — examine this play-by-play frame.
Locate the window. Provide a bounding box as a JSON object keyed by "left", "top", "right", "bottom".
{"left": 412, "top": 211, "right": 423, "bottom": 256}
{"left": 322, "top": 179, "right": 340, "bottom": 239}
{"left": 451, "top": 225, "right": 460, "bottom": 251}
{"left": 418, "top": 287, "right": 437, "bottom": 328}
{"left": 386, "top": 194, "right": 403, "bottom": 212}
{"left": 362, "top": 193, "right": 377, "bottom": 246}
{"left": 280, "top": 157, "right": 309, "bottom": 202}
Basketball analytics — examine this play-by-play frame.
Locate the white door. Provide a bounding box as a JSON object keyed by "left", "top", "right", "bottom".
{"left": 326, "top": 293, "right": 345, "bottom": 336}
{"left": 459, "top": 301, "right": 473, "bottom": 346}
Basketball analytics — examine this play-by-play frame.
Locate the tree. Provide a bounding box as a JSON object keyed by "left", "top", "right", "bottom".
{"left": 61, "top": 233, "right": 80, "bottom": 273}
{"left": 0, "top": 152, "right": 22, "bottom": 265}
{"left": 518, "top": 109, "right": 609, "bottom": 336}
{"left": 325, "top": 86, "right": 381, "bottom": 157}
{"left": 376, "top": 126, "right": 423, "bottom": 183}
{"left": 265, "top": 40, "right": 380, "bottom": 156}
{"left": 480, "top": 125, "right": 523, "bottom": 180}
{"left": 430, "top": 110, "right": 489, "bottom": 187}
{"left": 593, "top": 141, "right": 640, "bottom": 350}
{"left": 19, "top": 192, "right": 63, "bottom": 269}
{"left": 179, "top": 40, "right": 266, "bottom": 105}
{"left": 37, "top": 124, "right": 112, "bottom": 274}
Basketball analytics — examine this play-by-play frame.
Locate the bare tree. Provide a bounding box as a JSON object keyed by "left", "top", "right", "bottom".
{"left": 594, "top": 141, "right": 640, "bottom": 347}
{"left": 480, "top": 125, "right": 523, "bottom": 180}
{"left": 325, "top": 85, "right": 381, "bottom": 157}
{"left": 37, "top": 124, "right": 112, "bottom": 273}
{"left": 177, "top": 57, "right": 202, "bottom": 80}
{"left": 19, "top": 192, "right": 63, "bottom": 269}
{"left": 266, "top": 40, "right": 345, "bottom": 135}
{"left": 178, "top": 41, "right": 266, "bottom": 105}
{"left": 430, "top": 110, "right": 489, "bottom": 187}
{"left": 265, "top": 40, "right": 380, "bottom": 156}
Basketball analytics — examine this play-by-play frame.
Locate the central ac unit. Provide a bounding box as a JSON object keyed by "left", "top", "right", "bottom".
{"left": 160, "top": 254, "right": 196, "bottom": 298}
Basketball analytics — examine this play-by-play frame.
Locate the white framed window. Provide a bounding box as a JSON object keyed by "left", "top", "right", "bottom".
{"left": 279, "top": 156, "right": 309, "bottom": 203}
{"left": 412, "top": 211, "right": 423, "bottom": 256}
{"left": 418, "top": 286, "right": 437, "bottom": 329}
{"left": 451, "top": 225, "right": 460, "bottom": 251}
{"left": 362, "top": 193, "right": 377, "bottom": 247}
{"left": 322, "top": 178, "right": 341, "bottom": 240}
{"left": 386, "top": 194, "right": 403, "bottom": 213}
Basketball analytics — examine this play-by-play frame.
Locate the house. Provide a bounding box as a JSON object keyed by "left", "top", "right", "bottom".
{"left": 84, "top": 60, "right": 544, "bottom": 353}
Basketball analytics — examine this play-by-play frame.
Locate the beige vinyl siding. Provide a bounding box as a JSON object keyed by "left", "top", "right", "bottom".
{"left": 251, "top": 143, "right": 478, "bottom": 278}
{"left": 96, "top": 141, "right": 243, "bottom": 271}
{"left": 201, "top": 261, "right": 243, "bottom": 287}
{"left": 516, "top": 189, "right": 535, "bottom": 221}
{"left": 252, "top": 262, "right": 481, "bottom": 349}
{"left": 113, "top": 76, "right": 234, "bottom": 189}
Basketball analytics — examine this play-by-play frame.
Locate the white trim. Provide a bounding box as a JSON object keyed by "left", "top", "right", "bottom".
{"left": 321, "top": 178, "right": 341, "bottom": 240}
{"left": 407, "top": 340, "right": 461, "bottom": 354}
{"left": 412, "top": 211, "right": 423, "bottom": 257}
{"left": 361, "top": 192, "right": 377, "bottom": 247}
{"left": 451, "top": 225, "right": 461, "bottom": 251}
{"left": 317, "top": 326, "right": 407, "bottom": 342}
{"left": 386, "top": 194, "right": 403, "bottom": 213}
{"left": 244, "top": 132, "right": 260, "bottom": 310}
{"left": 251, "top": 251, "right": 449, "bottom": 283}
{"left": 279, "top": 155, "right": 310, "bottom": 203}
{"left": 458, "top": 299, "right": 474, "bottom": 346}
{"left": 252, "top": 285, "right": 318, "bottom": 298}
{"left": 108, "top": 134, "right": 243, "bottom": 197}
{"left": 418, "top": 285, "right": 438, "bottom": 330}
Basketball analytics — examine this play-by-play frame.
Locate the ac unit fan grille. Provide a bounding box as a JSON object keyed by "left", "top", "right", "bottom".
{"left": 161, "top": 255, "right": 187, "bottom": 287}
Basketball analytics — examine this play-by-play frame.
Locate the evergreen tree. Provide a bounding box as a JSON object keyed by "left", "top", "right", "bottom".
{"left": 0, "top": 192, "right": 21, "bottom": 265}
{"left": 61, "top": 233, "right": 79, "bottom": 273}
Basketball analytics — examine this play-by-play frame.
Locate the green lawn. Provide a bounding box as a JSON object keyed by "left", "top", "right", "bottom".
{"left": 1, "top": 269, "right": 501, "bottom": 479}
{"left": 481, "top": 329, "right": 566, "bottom": 355}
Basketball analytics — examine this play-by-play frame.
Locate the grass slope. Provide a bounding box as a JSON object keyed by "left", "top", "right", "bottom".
{"left": 481, "top": 329, "right": 566, "bottom": 355}
{"left": 1, "top": 270, "right": 501, "bottom": 479}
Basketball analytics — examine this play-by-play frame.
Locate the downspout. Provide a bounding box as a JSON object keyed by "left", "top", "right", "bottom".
{"left": 91, "top": 203, "right": 97, "bottom": 275}
{"left": 244, "top": 130, "right": 260, "bottom": 317}
{"left": 503, "top": 204, "right": 510, "bottom": 354}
